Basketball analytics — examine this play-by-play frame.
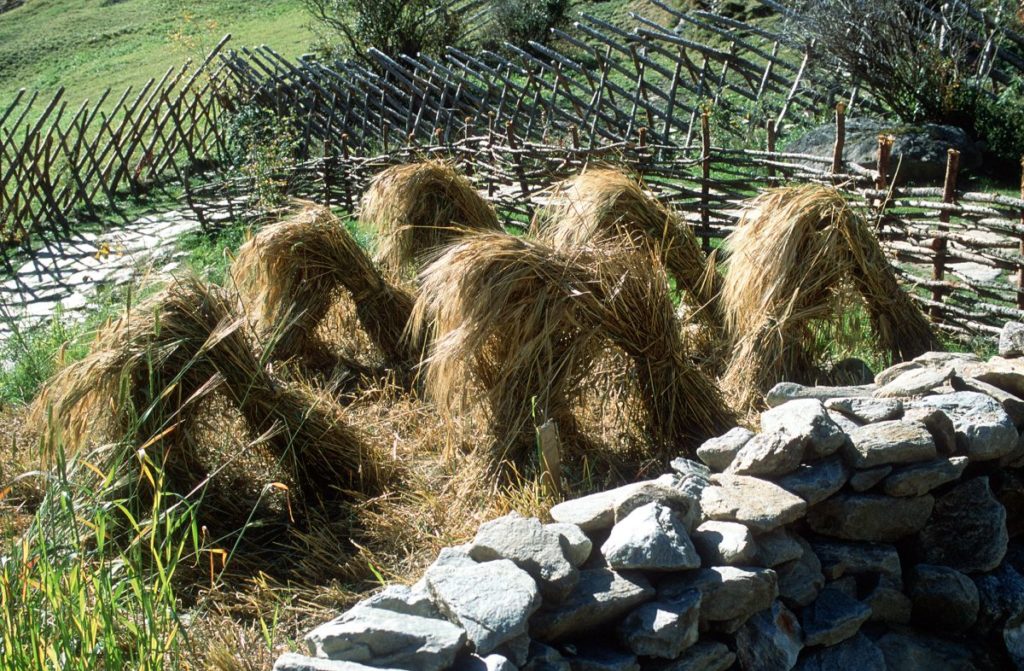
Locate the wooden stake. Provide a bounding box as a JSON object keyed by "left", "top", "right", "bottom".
{"left": 536, "top": 420, "right": 562, "bottom": 497}
{"left": 931, "top": 148, "right": 960, "bottom": 322}
{"left": 1018, "top": 157, "right": 1024, "bottom": 309}
{"left": 701, "top": 111, "right": 711, "bottom": 253}
{"left": 831, "top": 102, "right": 846, "bottom": 176}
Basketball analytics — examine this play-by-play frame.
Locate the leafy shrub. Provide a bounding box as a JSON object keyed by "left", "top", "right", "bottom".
{"left": 970, "top": 79, "right": 1024, "bottom": 165}
{"left": 304, "top": 0, "right": 462, "bottom": 62}
{"left": 483, "top": 0, "right": 569, "bottom": 48}
{"left": 224, "top": 104, "right": 300, "bottom": 208}
{"left": 790, "top": 0, "right": 1024, "bottom": 176}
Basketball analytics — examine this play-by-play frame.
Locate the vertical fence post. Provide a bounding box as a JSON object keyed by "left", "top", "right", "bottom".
{"left": 506, "top": 120, "right": 530, "bottom": 203}
{"left": 321, "top": 137, "right": 334, "bottom": 207}
{"left": 700, "top": 111, "right": 711, "bottom": 253}
{"left": 831, "top": 102, "right": 846, "bottom": 176}
{"left": 766, "top": 118, "right": 776, "bottom": 180}
{"left": 931, "top": 148, "right": 960, "bottom": 323}
{"left": 486, "top": 112, "right": 496, "bottom": 198}
{"left": 874, "top": 134, "right": 893, "bottom": 232}
{"left": 1017, "top": 157, "right": 1024, "bottom": 309}
{"left": 637, "top": 126, "right": 647, "bottom": 180}
{"left": 340, "top": 133, "right": 353, "bottom": 213}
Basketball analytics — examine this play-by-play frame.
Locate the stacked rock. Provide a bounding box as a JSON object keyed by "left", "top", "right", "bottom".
{"left": 274, "top": 339, "right": 1024, "bottom": 671}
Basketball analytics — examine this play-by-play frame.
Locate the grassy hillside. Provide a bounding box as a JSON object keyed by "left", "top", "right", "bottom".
{"left": 0, "top": 0, "right": 313, "bottom": 107}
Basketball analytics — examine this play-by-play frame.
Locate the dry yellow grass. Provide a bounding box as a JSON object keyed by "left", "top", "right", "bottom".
{"left": 411, "top": 232, "right": 733, "bottom": 470}
{"left": 721, "top": 185, "right": 937, "bottom": 411}
{"left": 359, "top": 161, "right": 501, "bottom": 277}
{"left": 534, "top": 168, "right": 724, "bottom": 334}
{"left": 231, "top": 202, "right": 418, "bottom": 371}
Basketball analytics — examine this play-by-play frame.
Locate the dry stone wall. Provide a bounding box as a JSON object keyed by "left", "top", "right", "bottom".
{"left": 274, "top": 324, "right": 1024, "bottom": 671}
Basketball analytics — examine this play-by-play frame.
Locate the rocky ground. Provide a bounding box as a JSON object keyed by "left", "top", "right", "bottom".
{"left": 0, "top": 203, "right": 241, "bottom": 357}
{"left": 274, "top": 326, "right": 1024, "bottom": 671}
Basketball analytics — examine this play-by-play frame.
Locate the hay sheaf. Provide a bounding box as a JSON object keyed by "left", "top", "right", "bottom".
{"left": 721, "top": 185, "right": 937, "bottom": 411}
{"left": 411, "top": 233, "right": 733, "bottom": 469}
{"left": 32, "top": 275, "right": 391, "bottom": 501}
{"left": 231, "top": 203, "right": 417, "bottom": 369}
{"left": 534, "top": 167, "right": 723, "bottom": 331}
{"left": 359, "top": 161, "right": 501, "bottom": 276}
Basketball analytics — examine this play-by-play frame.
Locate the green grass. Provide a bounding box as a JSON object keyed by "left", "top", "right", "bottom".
{"left": 0, "top": 0, "right": 314, "bottom": 109}
{"left": 1, "top": 445, "right": 199, "bottom": 670}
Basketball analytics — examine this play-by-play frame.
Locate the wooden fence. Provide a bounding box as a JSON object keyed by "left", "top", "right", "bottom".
{"left": 2, "top": 2, "right": 1024, "bottom": 342}
{"left": 0, "top": 37, "right": 233, "bottom": 274}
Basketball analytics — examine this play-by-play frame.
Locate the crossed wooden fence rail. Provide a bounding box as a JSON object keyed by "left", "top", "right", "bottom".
{"left": 2, "top": 4, "right": 1024, "bottom": 341}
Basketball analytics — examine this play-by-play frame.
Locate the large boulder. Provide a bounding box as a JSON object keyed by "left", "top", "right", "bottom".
{"left": 786, "top": 118, "right": 982, "bottom": 184}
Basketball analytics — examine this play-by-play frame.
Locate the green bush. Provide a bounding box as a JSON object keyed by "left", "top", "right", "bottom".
{"left": 971, "top": 80, "right": 1024, "bottom": 166}
{"left": 483, "top": 0, "right": 569, "bottom": 48}
{"left": 224, "top": 104, "right": 300, "bottom": 209}
{"left": 305, "top": 0, "right": 462, "bottom": 62}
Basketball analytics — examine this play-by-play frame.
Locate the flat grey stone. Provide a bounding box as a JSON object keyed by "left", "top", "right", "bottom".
{"left": 523, "top": 642, "right": 570, "bottom": 671}
{"left": 811, "top": 541, "right": 902, "bottom": 589}
{"left": 901, "top": 406, "right": 958, "bottom": 455}
{"left": 1000, "top": 321, "right": 1024, "bottom": 357}
{"left": 618, "top": 591, "right": 700, "bottom": 659}
{"left": 659, "top": 566, "right": 778, "bottom": 625}
{"left": 880, "top": 456, "right": 968, "bottom": 497}
{"left": 669, "top": 457, "right": 714, "bottom": 482}
{"left": 601, "top": 502, "right": 700, "bottom": 571}
{"left": 776, "top": 535, "right": 824, "bottom": 608}
{"left": 304, "top": 608, "right": 466, "bottom": 671}
{"left": 274, "top": 653, "right": 401, "bottom": 671}
{"left": 971, "top": 356, "right": 1024, "bottom": 398}
{"left": 351, "top": 584, "right": 441, "bottom": 619}
{"left": 612, "top": 474, "right": 701, "bottom": 530}
{"left": 692, "top": 520, "right": 757, "bottom": 566}
{"left": 1005, "top": 613, "right": 1024, "bottom": 671}
{"left": 826, "top": 397, "right": 903, "bottom": 423}
{"left": 735, "top": 601, "right": 803, "bottom": 671}
{"left": 696, "top": 427, "right": 754, "bottom": 471}
{"left": 874, "top": 366, "right": 952, "bottom": 397}
{"left": 700, "top": 474, "right": 807, "bottom": 532}
{"left": 494, "top": 633, "right": 530, "bottom": 667}
{"left": 863, "top": 586, "right": 912, "bottom": 625}
{"left": 918, "top": 476, "right": 1008, "bottom": 573}
{"left": 754, "top": 528, "right": 805, "bottom": 567}
{"left": 646, "top": 641, "right": 736, "bottom": 671}
{"left": 807, "top": 493, "right": 934, "bottom": 542}
{"left": 951, "top": 374, "right": 1024, "bottom": 428}
{"left": 564, "top": 643, "right": 638, "bottom": 671}
{"left": 794, "top": 633, "right": 886, "bottom": 671}
{"left": 800, "top": 588, "right": 872, "bottom": 647}
{"left": 728, "top": 431, "right": 806, "bottom": 477}
{"left": 973, "top": 562, "right": 1024, "bottom": 635}
{"left": 550, "top": 475, "right": 703, "bottom": 534}
{"left": 876, "top": 631, "right": 979, "bottom": 671}
{"left": 529, "top": 568, "right": 654, "bottom": 642}
{"left": 471, "top": 512, "right": 578, "bottom": 602}
{"left": 843, "top": 421, "right": 936, "bottom": 468}
{"left": 773, "top": 455, "right": 849, "bottom": 505}
{"left": 826, "top": 576, "right": 858, "bottom": 599}
{"left": 760, "top": 399, "right": 846, "bottom": 458}
{"left": 425, "top": 558, "right": 541, "bottom": 655}
{"left": 908, "top": 392, "right": 1017, "bottom": 461}
{"left": 549, "top": 482, "right": 650, "bottom": 532}
{"left": 908, "top": 564, "right": 979, "bottom": 633}
{"left": 848, "top": 465, "right": 892, "bottom": 492}
{"left": 430, "top": 545, "right": 477, "bottom": 569}
{"left": 547, "top": 523, "right": 592, "bottom": 568}
{"left": 766, "top": 382, "right": 875, "bottom": 407}
{"left": 452, "top": 654, "right": 517, "bottom": 671}
{"left": 827, "top": 409, "right": 861, "bottom": 433}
